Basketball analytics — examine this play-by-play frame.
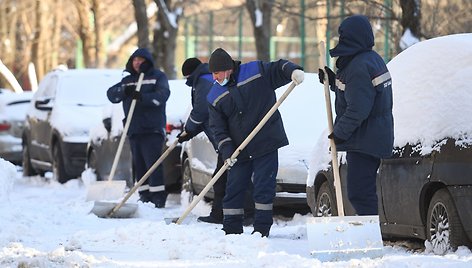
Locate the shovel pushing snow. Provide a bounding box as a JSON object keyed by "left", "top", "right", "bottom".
{"left": 306, "top": 41, "right": 384, "bottom": 261}
{"left": 90, "top": 137, "right": 181, "bottom": 218}
{"left": 165, "top": 82, "right": 299, "bottom": 225}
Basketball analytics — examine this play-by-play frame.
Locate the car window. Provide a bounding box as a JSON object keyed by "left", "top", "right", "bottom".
{"left": 36, "top": 74, "right": 58, "bottom": 100}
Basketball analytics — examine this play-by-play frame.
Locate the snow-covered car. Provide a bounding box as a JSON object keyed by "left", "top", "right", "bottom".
{"left": 0, "top": 89, "right": 33, "bottom": 164}
{"left": 86, "top": 79, "right": 191, "bottom": 190}
{"left": 306, "top": 34, "right": 472, "bottom": 253}
{"left": 22, "top": 68, "right": 125, "bottom": 183}
{"left": 181, "top": 74, "right": 326, "bottom": 206}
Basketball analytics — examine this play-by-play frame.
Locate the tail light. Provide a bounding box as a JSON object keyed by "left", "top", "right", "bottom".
{"left": 0, "top": 122, "right": 11, "bottom": 131}
{"left": 166, "top": 123, "right": 182, "bottom": 134}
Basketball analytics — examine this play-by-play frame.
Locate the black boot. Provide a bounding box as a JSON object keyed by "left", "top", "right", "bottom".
{"left": 151, "top": 191, "right": 168, "bottom": 208}
{"left": 197, "top": 215, "right": 223, "bottom": 224}
{"left": 139, "top": 190, "right": 152, "bottom": 203}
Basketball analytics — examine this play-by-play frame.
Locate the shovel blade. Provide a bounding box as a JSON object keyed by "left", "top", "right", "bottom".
{"left": 86, "top": 180, "right": 126, "bottom": 201}
{"left": 307, "top": 215, "right": 384, "bottom": 262}
{"left": 90, "top": 201, "right": 138, "bottom": 218}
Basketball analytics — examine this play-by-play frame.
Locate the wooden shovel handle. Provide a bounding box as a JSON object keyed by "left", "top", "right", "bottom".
{"left": 318, "top": 41, "right": 345, "bottom": 216}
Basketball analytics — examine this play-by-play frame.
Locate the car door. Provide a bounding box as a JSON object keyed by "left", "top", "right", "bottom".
{"left": 377, "top": 143, "right": 434, "bottom": 236}
{"left": 29, "top": 74, "right": 57, "bottom": 164}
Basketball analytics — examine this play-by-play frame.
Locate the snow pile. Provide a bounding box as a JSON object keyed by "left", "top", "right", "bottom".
{"left": 0, "top": 158, "right": 17, "bottom": 202}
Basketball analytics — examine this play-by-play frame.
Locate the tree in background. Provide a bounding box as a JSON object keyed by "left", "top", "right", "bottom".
{"left": 246, "top": 0, "right": 274, "bottom": 62}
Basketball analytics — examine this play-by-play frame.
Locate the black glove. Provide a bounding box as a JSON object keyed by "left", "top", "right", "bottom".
{"left": 123, "top": 84, "right": 136, "bottom": 96}
{"left": 328, "top": 132, "right": 345, "bottom": 144}
{"left": 177, "top": 131, "right": 193, "bottom": 143}
{"left": 318, "top": 66, "right": 336, "bottom": 87}
{"left": 130, "top": 90, "right": 141, "bottom": 100}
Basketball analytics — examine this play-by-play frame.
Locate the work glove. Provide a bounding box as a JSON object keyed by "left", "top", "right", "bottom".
{"left": 291, "top": 69, "right": 305, "bottom": 85}
{"left": 123, "top": 84, "right": 136, "bottom": 96}
{"left": 177, "top": 131, "right": 193, "bottom": 143}
{"left": 328, "top": 132, "right": 345, "bottom": 145}
{"left": 318, "top": 66, "right": 336, "bottom": 87}
{"left": 224, "top": 157, "right": 238, "bottom": 169}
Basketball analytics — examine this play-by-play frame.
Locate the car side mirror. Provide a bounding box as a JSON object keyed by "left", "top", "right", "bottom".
{"left": 102, "top": 117, "right": 112, "bottom": 132}
{"left": 34, "top": 99, "right": 53, "bottom": 111}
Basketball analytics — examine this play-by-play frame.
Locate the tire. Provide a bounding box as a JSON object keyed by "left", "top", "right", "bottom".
{"left": 52, "top": 143, "right": 69, "bottom": 184}
{"left": 86, "top": 148, "right": 103, "bottom": 181}
{"left": 22, "top": 141, "right": 37, "bottom": 177}
{"left": 426, "top": 188, "right": 468, "bottom": 254}
{"left": 315, "top": 181, "right": 338, "bottom": 217}
{"left": 181, "top": 158, "right": 194, "bottom": 203}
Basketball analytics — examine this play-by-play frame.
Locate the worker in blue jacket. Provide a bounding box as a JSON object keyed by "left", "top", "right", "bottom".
{"left": 107, "top": 48, "right": 170, "bottom": 208}
{"left": 178, "top": 58, "right": 254, "bottom": 225}
{"left": 207, "top": 48, "right": 304, "bottom": 237}
{"left": 319, "top": 15, "right": 394, "bottom": 215}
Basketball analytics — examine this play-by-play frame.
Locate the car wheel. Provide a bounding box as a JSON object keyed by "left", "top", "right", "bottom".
{"left": 182, "top": 158, "right": 194, "bottom": 202}
{"left": 87, "top": 148, "right": 103, "bottom": 181}
{"left": 315, "top": 181, "right": 338, "bottom": 217}
{"left": 426, "top": 188, "right": 468, "bottom": 254}
{"left": 22, "top": 142, "right": 37, "bottom": 176}
{"left": 52, "top": 143, "right": 69, "bottom": 184}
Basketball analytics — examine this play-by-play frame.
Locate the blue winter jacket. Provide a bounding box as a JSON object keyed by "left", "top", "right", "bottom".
{"left": 207, "top": 60, "right": 302, "bottom": 161}
{"left": 184, "top": 63, "right": 217, "bottom": 149}
{"left": 330, "top": 15, "right": 394, "bottom": 158}
{"left": 107, "top": 48, "right": 170, "bottom": 137}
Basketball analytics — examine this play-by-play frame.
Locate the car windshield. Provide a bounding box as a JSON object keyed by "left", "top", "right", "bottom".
{"left": 55, "top": 71, "right": 122, "bottom": 106}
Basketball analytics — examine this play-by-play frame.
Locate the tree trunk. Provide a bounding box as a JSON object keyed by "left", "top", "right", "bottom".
{"left": 400, "top": 0, "right": 422, "bottom": 38}
{"left": 133, "top": 0, "right": 150, "bottom": 50}
{"left": 31, "top": 0, "right": 46, "bottom": 79}
{"left": 246, "top": 0, "right": 273, "bottom": 62}
{"left": 76, "top": 0, "right": 95, "bottom": 67}
{"left": 51, "top": 0, "right": 62, "bottom": 69}
{"left": 153, "top": 0, "right": 180, "bottom": 79}
{"left": 92, "top": 0, "right": 106, "bottom": 68}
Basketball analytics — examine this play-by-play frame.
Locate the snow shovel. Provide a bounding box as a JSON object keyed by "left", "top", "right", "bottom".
{"left": 92, "top": 137, "right": 181, "bottom": 218}
{"left": 306, "top": 41, "right": 383, "bottom": 261}
{"left": 87, "top": 73, "right": 144, "bottom": 202}
{"left": 166, "top": 82, "right": 299, "bottom": 225}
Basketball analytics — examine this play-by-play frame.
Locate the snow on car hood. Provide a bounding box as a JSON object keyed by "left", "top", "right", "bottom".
{"left": 50, "top": 104, "right": 105, "bottom": 143}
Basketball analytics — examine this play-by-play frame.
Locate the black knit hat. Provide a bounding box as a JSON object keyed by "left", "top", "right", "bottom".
{"left": 209, "top": 48, "right": 234, "bottom": 72}
{"left": 181, "top": 58, "right": 202, "bottom": 76}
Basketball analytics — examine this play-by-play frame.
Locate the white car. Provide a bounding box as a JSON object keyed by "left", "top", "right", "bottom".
{"left": 86, "top": 79, "right": 191, "bottom": 190}
{"left": 181, "top": 74, "right": 326, "bottom": 205}
{"left": 22, "top": 68, "right": 125, "bottom": 182}
{"left": 0, "top": 89, "right": 33, "bottom": 164}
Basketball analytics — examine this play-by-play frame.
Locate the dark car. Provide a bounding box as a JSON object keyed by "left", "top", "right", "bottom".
{"left": 0, "top": 89, "right": 33, "bottom": 165}
{"left": 306, "top": 34, "right": 472, "bottom": 254}
{"left": 86, "top": 79, "right": 191, "bottom": 191}
{"left": 22, "top": 68, "right": 124, "bottom": 183}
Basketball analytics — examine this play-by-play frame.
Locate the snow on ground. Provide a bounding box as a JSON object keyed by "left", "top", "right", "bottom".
{"left": 1, "top": 160, "right": 471, "bottom": 267}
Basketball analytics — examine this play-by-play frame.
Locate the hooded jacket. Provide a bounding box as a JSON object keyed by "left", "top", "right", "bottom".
{"left": 184, "top": 63, "right": 217, "bottom": 149}
{"left": 330, "top": 15, "right": 394, "bottom": 158}
{"left": 107, "top": 48, "right": 170, "bottom": 136}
